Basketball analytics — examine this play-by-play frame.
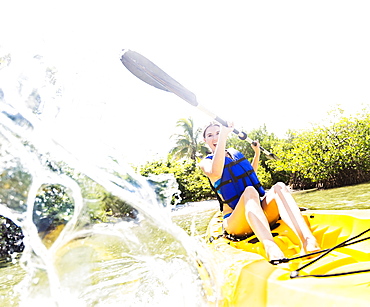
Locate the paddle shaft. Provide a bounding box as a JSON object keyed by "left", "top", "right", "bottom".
{"left": 120, "top": 49, "right": 278, "bottom": 160}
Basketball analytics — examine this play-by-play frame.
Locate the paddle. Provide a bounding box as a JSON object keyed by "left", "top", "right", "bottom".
{"left": 120, "top": 49, "right": 279, "bottom": 160}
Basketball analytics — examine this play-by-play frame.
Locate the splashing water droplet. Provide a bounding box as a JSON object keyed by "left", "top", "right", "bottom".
{"left": 0, "top": 47, "right": 220, "bottom": 306}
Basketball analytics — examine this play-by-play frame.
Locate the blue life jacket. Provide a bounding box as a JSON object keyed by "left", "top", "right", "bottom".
{"left": 206, "top": 148, "right": 265, "bottom": 210}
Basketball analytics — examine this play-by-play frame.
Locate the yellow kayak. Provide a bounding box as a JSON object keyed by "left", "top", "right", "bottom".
{"left": 206, "top": 209, "right": 370, "bottom": 306}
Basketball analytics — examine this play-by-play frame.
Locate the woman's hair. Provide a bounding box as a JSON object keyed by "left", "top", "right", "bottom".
{"left": 202, "top": 122, "right": 220, "bottom": 138}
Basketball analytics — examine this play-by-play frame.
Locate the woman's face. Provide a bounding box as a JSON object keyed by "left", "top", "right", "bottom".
{"left": 204, "top": 125, "right": 220, "bottom": 152}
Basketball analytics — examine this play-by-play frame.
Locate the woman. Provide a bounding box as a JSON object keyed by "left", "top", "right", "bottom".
{"left": 199, "top": 122, "right": 319, "bottom": 261}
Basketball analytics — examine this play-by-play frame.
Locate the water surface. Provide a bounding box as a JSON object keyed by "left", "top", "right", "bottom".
{"left": 292, "top": 182, "right": 370, "bottom": 210}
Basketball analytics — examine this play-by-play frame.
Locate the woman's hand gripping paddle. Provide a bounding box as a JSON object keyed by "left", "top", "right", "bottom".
{"left": 120, "top": 49, "right": 279, "bottom": 160}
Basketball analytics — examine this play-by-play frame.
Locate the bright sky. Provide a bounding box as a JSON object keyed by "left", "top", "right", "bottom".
{"left": 2, "top": 1, "right": 370, "bottom": 165}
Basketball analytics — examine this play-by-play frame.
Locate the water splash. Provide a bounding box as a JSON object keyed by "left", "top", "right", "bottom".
{"left": 147, "top": 173, "right": 182, "bottom": 208}
{"left": 0, "top": 47, "right": 219, "bottom": 306}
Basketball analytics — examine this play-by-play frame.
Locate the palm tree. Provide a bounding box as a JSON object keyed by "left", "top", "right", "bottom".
{"left": 170, "top": 117, "right": 208, "bottom": 161}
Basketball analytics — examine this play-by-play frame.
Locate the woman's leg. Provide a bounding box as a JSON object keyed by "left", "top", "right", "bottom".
{"left": 265, "top": 182, "right": 319, "bottom": 253}
{"left": 224, "top": 187, "right": 284, "bottom": 261}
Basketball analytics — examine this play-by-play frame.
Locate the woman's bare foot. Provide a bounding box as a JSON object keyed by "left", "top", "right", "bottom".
{"left": 303, "top": 237, "right": 320, "bottom": 254}
{"left": 263, "top": 240, "right": 285, "bottom": 261}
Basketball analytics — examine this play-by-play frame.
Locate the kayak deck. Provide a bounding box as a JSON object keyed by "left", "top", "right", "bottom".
{"left": 206, "top": 209, "right": 370, "bottom": 306}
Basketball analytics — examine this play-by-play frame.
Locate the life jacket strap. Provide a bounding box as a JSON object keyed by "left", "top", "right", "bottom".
{"left": 226, "top": 156, "right": 247, "bottom": 167}
{"left": 222, "top": 194, "right": 240, "bottom": 206}
{"left": 234, "top": 169, "right": 254, "bottom": 181}
{"left": 208, "top": 178, "right": 226, "bottom": 211}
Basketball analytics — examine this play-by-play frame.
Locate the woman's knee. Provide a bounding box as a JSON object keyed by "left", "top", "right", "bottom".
{"left": 272, "top": 182, "right": 288, "bottom": 193}
{"left": 242, "top": 186, "right": 259, "bottom": 199}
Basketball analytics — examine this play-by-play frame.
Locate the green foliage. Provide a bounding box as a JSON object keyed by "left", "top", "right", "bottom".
{"left": 270, "top": 109, "right": 370, "bottom": 189}
{"left": 137, "top": 158, "right": 213, "bottom": 203}
{"left": 170, "top": 117, "right": 209, "bottom": 161}
{"left": 255, "top": 164, "right": 274, "bottom": 189}
{"left": 227, "top": 124, "right": 278, "bottom": 161}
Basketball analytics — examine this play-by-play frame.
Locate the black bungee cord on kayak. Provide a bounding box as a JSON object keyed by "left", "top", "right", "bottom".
{"left": 270, "top": 229, "right": 370, "bottom": 265}
{"left": 209, "top": 227, "right": 370, "bottom": 278}
{"left": 269, "top": 227, "right": 370, "bottom": 278}
{"left": 208, "top": 219, "right": 370, "bottom": 278}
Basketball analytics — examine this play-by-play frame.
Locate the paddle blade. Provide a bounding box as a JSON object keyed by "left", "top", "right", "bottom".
{"left": 120, "top": 50, "right": 198, "bottom": 106}
{"left": 120, "top": 49, "right": 169, "bottom": 92}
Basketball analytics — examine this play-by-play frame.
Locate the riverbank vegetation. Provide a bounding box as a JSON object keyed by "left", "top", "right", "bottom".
{"left": 137, "top": 107, "right": 370, "bottom": 202}
{"left": 272, "top": 109, "right": 370, "bottom": 189}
